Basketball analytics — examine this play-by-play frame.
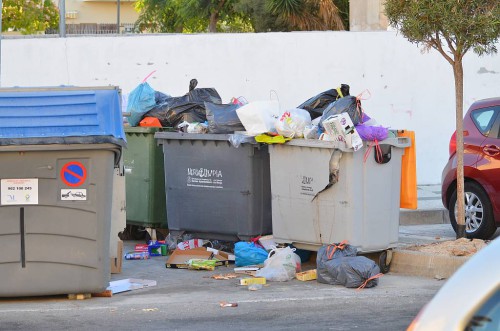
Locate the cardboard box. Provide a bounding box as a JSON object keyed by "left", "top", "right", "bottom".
{"left": 296, "top": 269, "right": 317, "bottom": 281}
{"left": 239, "top": 277, "right": 266, "bottom": 286}
{"left": 322, "top": 113, "right": 363, "bottom": 151}
{"left": 207, "top": 247, "right": 235, "bottom": 261}
{"left": 166, "top": 247, "right": 229, "bottom": 269}
{"left": 110, "top": 240, "right": 123, "bottom": 274}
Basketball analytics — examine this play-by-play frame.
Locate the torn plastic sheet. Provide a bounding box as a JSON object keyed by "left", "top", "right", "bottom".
{"left": 312, "top": 149, "right": 343, "bottom": 200}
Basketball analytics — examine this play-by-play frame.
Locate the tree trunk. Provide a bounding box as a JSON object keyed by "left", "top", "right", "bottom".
{"left": 209, "top": 11, "right": 219, "bottom": 32}
{"left": 454, "top": 59, "right": 466, "bottom": 238}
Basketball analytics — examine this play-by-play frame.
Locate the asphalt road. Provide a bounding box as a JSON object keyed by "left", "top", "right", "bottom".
{"left": 0, "top": 240, "right": 445, "bottom": 331}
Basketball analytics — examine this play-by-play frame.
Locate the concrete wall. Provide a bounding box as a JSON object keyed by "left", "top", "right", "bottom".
{"left": 2, "top": 32, "right": 499, "bottom": 184}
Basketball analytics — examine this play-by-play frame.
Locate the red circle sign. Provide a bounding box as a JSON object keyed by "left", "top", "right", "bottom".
{"left": 61, "top": 161, "right": 87, "bottom": 187}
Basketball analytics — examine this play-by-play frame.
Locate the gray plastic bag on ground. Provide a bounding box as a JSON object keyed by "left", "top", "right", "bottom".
{"left": 317, "top": 256, "right": 381, "bottom": 288}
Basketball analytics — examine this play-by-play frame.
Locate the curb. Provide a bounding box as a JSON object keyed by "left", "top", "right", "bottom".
{"left": 400, "top": 209, "right": 450, "bottom": 225}
{"left": 390, "top": 249, "right": 468, "bottom": 279}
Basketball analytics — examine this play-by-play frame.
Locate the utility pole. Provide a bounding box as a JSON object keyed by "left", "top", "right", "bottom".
{"left": 59, "top": 0, "right": 66, "bottom": 37}
{"left": 117, "top": 0, "right": 120, "bottom": 34}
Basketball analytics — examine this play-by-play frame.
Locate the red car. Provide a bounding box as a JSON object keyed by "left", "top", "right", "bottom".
{"left": 441, "top": 97, "right": 500, "bottom": 239}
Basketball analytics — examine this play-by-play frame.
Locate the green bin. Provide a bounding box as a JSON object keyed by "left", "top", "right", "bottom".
{"left": 124, "top": 127, "right": 167, "bottom": 229}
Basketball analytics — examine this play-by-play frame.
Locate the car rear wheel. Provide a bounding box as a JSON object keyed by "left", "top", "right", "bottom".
{"left": 449, "top": 182, "right": 497, "bottom": 240}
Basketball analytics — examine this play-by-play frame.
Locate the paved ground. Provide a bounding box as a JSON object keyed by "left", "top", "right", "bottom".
{"left": 1, "top": 184, "right": 496, "bottom": 330}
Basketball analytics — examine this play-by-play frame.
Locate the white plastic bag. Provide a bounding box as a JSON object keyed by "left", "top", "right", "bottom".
{"left": 178, "top": 121, "right": 208, "bottom": 133}
{"left": 275, "top": 108, "right": 312, "bottom": 138}
{"left": 235, "top": 100, "right": 281, "bottom": 135}
{"left": 255, "top": 246, "right": 302, "bottom": 282}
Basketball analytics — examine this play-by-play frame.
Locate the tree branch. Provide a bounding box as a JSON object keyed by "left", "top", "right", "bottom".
{"left": 431, "top": 33, "right": 454, "bottom": 66}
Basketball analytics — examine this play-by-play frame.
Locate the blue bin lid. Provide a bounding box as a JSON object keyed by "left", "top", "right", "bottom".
{"left": 0, "top": 87, "right": 126, "bottom": 146}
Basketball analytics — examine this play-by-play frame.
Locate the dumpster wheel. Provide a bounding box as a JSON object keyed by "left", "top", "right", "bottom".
{"left": 378, "top": 250, "right": 392, "bottom": 274}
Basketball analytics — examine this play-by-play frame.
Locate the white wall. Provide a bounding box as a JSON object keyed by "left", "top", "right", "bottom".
{"left": 3, "top": 32, "right": 500, "bottom": 184}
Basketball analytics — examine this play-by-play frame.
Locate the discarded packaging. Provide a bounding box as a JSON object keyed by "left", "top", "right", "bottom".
{"left": 177, "top": 239, "right": 205, "bottom": 250}
{"left": 107, "top": 279, "right": 157, "bottom": 294}
{"left": 125, "top": 251, "right": 149, "bottom": 260}
{"left": 148, "top": 244, "right": 162, "bottom": 257}
{"left": 135, "top": 244, "right": 149, "bottom": 252}
{"left": 322, "top": 113, "right": 363, "bottom": 151}
{"left": 296, "top": 269, "right": 317, "bottom": 281}
{"left": 219, "top": 301, "right": 238, "bottom": 308}
{"left": 166, "top": 247, "right": 229, "bottom": 269}
{"left": 187, "top": 259, "right": 217, "bottom": 271}
{"left": 239, "top": 277, "right": 266, "bottom": 286}
{"left": 207, "top": 247, "right": 235, "bottom": 261}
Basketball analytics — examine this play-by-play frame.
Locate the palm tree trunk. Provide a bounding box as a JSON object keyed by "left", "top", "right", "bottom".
{"left": 209, "top": 11, "right": 218, "bottom": 32}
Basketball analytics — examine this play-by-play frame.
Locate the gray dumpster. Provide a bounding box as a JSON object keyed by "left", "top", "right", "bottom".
{"left": 155, "top": 132, "right": 272, "bottom": 241}
{"left": 0, "top": 87, "right": 125, "bottom": 297}
{"left": 268, "top": 136, "right": 410, "bottom": 254}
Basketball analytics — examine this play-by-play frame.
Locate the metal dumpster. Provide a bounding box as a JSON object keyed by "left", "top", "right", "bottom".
{"left": 0, "top": 87, "right": 125, "bottom": 297}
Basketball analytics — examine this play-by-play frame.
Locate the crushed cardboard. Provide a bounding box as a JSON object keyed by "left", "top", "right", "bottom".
{"left": 239, "top": 277, "right": 266, "bottom": 286}
{"left": 166, "top": 247, "right": 229, "bottom": 269}
{"left": 211, "top": 273, "right": 238, "bottom": 280}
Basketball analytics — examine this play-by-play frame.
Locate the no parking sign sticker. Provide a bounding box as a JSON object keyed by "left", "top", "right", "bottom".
{"left": 60, "top": 161, "right": 87, "bottom": 187}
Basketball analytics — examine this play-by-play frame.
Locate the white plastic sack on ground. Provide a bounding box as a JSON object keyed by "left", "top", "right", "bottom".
{"left": 275, "top": 108, "right": 312, "bottom": 138}
{"left": 255, "top": 246, "right": 301, "bottom": 282}
{"left": 235, "top": 100, "right": 281, "bottom": 135}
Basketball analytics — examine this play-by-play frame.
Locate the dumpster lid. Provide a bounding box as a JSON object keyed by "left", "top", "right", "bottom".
{"left": 283, "top": 136, "right": 410, "bottom": 151}
{"left": 0, "top": 86, "right": 126, "bottom": 145}
{"left": 155, "top": 131, "right": 234, "bottom": 141}
{"left": 154, "top": 131, "right": 259, "bottom": 146}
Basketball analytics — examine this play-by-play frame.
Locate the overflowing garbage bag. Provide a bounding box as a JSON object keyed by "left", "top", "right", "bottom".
{"left": 205, "top": 102, "right": 245, "bottom": 134}
{"left": 319, "top": 96, "right": 363, "bottom": 129}
{"left": 316, "top": 242, "right": 381, "bottom": 288}
{"left": 355, "top": 124, "right": 389, "bottom": 141}
{"left": 297, "top": 84, "right": 350, "bottom": 120}
{"left": 127, "top": 81, "right": 157, "bottom": 126}
{"left": 236, "top": 100, "right": 281, "bottom": 135}
{"left": 145, "top": 79, "right": 222, "bottom": 128}
{"left": 255, "top": 246, "right": 302, "bottom": 282}
{"left": 317, "top": 256, "right": 381, "bottom": 288}
{"left": 234, "top": 241, "right": 268, "bottom": 267}
{"left": 275, "top": 108, "right": 312, "bottom": 138}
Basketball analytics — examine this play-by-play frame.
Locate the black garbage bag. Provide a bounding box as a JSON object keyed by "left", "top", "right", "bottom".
{"left": 317, "top": 242, "right": 358, "bottom": 261}
{"left": 318, "top": 95, "right": 363, "bottom": 128}
{"left": 145, "top": 79, "right": 222, "bottom": 127}
{"left": 297, "top": 84, "right": 350, "bottom": 120}
{"left": 155, "top": 91, "right": 171, "bottom": 104}
{"left": 317, "top": 256, "right": 381, "bottom": 288}
{"left": 205, "top": 102, "right": 245, "bottom": 134}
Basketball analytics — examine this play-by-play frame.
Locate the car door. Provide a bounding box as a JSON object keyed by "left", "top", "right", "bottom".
{"left": 474, "top": 105, "right": 500, "bottom": 219}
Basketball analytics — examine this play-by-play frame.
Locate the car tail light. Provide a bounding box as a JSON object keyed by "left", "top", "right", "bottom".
{"left": 449, "top": 131, "right": 457, "bottom": 156}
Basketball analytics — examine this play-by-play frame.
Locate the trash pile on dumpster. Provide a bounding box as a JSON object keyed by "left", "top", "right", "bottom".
{"left": 121, "top": 78, "right": 418, "bottom": 292}
{"left": 126, "top": 78, "right": 393, "bottom": 152}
